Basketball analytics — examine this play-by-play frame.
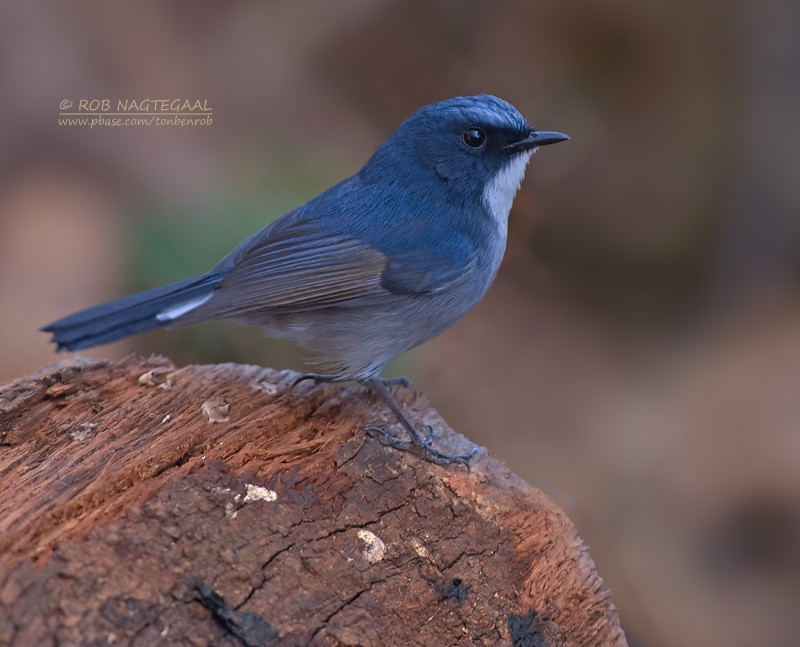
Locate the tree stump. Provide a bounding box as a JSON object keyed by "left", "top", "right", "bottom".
{"left": 0, "top": 356, "right": 627, "bottom": 646}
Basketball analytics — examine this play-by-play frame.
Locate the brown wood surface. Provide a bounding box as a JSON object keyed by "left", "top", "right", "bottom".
{"left": 0, "top": 356, "right": 627, "bottom": 646}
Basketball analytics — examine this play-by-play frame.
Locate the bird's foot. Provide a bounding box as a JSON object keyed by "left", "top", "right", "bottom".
{"left": 364, "top": 425, "right": 477, "bottom": 467}
{"left": 364, "top": 375, "right": 473, "bottom": 467}
{"left": 381, "top": 376, "right": 415, "bottom": 400}
{"left": 292, "top": 373, "right": 413, "bottom": 398}
{"left": 383, "top": 376, "right": 411, "bottom": 389}
{"left": 291, "top": 372, "right": 343, "bottom": 389}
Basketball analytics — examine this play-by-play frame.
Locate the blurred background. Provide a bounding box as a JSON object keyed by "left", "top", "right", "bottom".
{"left": 2, "top": 0, "right": 799, "bottom": 644}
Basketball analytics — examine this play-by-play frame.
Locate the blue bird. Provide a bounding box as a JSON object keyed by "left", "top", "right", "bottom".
{"left": 42, "top": 94, "right": 568, "bottom": 465}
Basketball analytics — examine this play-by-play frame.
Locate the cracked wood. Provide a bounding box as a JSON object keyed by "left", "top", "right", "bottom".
{"left": 0, "top": 356, "right": 627, "bottom": 646}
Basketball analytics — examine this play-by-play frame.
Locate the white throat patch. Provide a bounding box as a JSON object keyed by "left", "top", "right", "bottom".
{"left": 482, "top": 151, "right": 534, "bottom": 232}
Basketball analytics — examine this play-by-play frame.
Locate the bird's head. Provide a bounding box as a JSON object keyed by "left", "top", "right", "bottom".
{"left": 364, "top": 94, "right": 568, "bottom": 221}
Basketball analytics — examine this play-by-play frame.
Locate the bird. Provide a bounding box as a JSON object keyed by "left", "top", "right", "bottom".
{"left": 42, "top": 94, "right": 568, "bottom": 466}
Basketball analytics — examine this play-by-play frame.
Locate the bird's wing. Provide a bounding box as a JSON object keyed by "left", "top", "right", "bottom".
{"left": 381, "top": 247, "right": 477, "bottom": 295}
{"left": 181, "top": 216, "right": 474, "bottom": 321}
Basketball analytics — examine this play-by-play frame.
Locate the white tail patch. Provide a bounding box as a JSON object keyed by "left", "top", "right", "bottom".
{"left": 156, "top": 292, "right": 214, "bottom": 322}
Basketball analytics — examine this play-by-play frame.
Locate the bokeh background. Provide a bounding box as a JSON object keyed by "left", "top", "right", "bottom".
{"left": 2, "top": 1, "right": 800, "bottom": 645}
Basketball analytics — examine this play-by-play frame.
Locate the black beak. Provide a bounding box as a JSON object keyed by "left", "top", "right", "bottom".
{"left": 504, "top": 130, "right": 570, "bottom": 153}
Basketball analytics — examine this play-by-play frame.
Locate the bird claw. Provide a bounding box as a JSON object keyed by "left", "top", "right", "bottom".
{"left": 364, "top": 425, "right": 476, "bottom": 468}
{"left": 292, "top": 374, "right": 410, "bottom": 393}
{"left": 296, "top": 374, "right": 474, "bottom": 467}
{"left": 384, "top": 376, "right": 411, "bottom": 389}
{"left": 382, "top": 376, "right": 413, "bottom": 398}
{"left": 291, "top": 373, "right": 341, "bottom": 389}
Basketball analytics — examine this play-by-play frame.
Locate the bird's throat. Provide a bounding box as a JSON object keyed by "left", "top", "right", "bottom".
{"left": 481, "top": 151, "right": 533, "bottom": 234}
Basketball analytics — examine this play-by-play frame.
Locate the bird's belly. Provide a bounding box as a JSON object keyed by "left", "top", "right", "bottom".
{"left": 261, "top": 282, "right": 486, "bottom": 381}
{"left": 243, "top": 234, "right": 504, "bottom": 380}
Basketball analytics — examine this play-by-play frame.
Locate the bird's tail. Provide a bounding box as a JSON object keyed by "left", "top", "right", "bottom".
{"left": 42, "top": 272, "right": 225, "bottom": 351}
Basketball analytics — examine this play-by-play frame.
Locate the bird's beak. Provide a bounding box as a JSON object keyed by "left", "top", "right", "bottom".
{"left": 504, "top": 130, "right": 570, "bottom": 153}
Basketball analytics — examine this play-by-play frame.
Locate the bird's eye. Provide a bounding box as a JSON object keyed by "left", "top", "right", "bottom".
{"left": 463, "top": 127, "right": 487, "bottom": 148}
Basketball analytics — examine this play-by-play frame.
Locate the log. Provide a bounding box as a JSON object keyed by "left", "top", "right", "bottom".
{"left": 0, "top": 356, "right": 627, "bottom": 646}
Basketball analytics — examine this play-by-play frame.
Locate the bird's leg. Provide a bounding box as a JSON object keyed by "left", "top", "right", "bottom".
{"left": 364, "top": 376, "right": 476, "bottom": 467}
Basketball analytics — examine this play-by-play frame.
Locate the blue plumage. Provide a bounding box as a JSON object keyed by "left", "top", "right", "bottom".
{"left": 43, "top": 272, "right": 224, "bottom": 351}
{"left": 42, "top": 94, "right": 568, "bottom": 464}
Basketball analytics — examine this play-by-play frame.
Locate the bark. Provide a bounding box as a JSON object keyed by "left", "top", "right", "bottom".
{"left": 0, "top": 356, "right": 626, "bottom": 646}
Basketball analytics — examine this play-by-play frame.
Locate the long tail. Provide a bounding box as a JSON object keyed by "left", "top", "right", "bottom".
{"left": 42, "top": 272, "right": 225, "bottom": 351}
